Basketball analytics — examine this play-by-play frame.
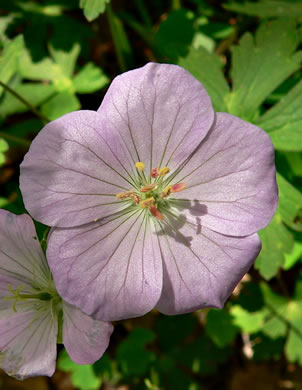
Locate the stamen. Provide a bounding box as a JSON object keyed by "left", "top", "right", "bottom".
{"left": 131, "top": 194, "right": 140, "bottom": 204}
{"left": 140, "top": 197, "right": 155, "bottom": 208}
{"left": 161, "top": 186, "right": 172, "bottom": 197}
{"left": 116, "top": 191, "right": 140, "bottom": 204}
{"left": 135, "top": 162, "right": 145, "bottom": 171}
{"left": 159, "top": 166, "right": 170, "bottom": 176}
{"left": 116, "top": 191, "right": 135, "bottom": 199}
{"left": 151, "top": 167, "right": 159, "bottom": 178}
{"left": 140, "top": 183, "right": 155, "bottom": 193}
{"left": 170, "top": 182, "right": 186, "bottom": 192}
{"left": 150, "top": 205, "right": 163, "bottom": 220}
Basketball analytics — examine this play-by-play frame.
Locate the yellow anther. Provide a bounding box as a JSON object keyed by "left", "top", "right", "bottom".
{"left": 140, "top": 197, "right": 155, "bottom": 208}
{"left": 135, "top": 162, "right": 145, "bottom": 171}
{"left": 159, "top": 166, "right": 170, "bottom": 176}
{"left": 140, "top": 184, "right": 155, "bottom": 193}
{"left": 162, "top": 186, "right": 172, "bottom": 197}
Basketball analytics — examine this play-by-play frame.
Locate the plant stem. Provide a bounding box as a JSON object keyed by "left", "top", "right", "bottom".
{"left": 0, "top": 80, "right": 50, "bottom": 123}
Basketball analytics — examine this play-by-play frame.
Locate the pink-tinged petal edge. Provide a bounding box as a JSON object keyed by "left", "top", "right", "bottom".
{"left": 63, "top": 302, "right": 113, "bottom": 364}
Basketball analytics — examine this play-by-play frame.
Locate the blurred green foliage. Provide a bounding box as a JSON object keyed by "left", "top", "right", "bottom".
{"left": 1, "top": 0, "right": 302, "bottom": 389}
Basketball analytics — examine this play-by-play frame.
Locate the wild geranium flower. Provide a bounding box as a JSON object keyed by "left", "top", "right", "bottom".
{"left": 20, "top": 63, "right": 278, "bottom": 322}
{"left": 0, "top": 210, "right": 113, "bottom": 379}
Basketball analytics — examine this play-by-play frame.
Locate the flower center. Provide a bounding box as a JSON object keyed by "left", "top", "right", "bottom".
{"left": 5, "top": 284, "right": 60, "bottom": 312}
{"left": 116, "top": 162, "right": 186, "bottom": 220}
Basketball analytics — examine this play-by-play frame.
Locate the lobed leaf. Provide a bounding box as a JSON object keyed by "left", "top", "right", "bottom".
{"left": 58, "top": 350, "right": 102, "bottom": 390}
{"left": 80, "top": 0, "right": 110, "bottom": 22}
{"left": 257, "top": 78, "right": 302, "bottom": 151}
{"left": 224, "top": 0, "right": 302, "bottom": 19}
{"left": 178, "top": 46, "right": 230, "bottom": 111}
{"left": 255, "top": 214, "right": 294, "bottom": 280}
{"left": 73, "top": 63, "right": 109, "bottom": 93}
{"left": 277, "top": 173, "right": 302, "bottom": 232}
{"left": 0, "top": 35, "right": 24, "bottom": 96}
{"left": 228, "top": 19, "right": 302, "bottom": 120}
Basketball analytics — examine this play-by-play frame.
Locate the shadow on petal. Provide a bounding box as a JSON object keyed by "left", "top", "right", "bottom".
{"left": 157, "top": 200, "right": 208, "bottom": 246}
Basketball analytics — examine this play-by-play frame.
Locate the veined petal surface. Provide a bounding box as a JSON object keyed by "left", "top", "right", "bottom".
{"left": 155, "top": 213, "right": 261, "bottom": 315}
{"left": 0, "top": 210, "right": 50, "bottom": 287}
{"left": 98, "top": 62, "right": 214, "bottom": 174}
{"left": 20, "top": 110, "right": 136, "bottom": 228}
{"left": 63, "top": 302, "right": 113, "bottom": 364}
{"left": 0, "top": 308, "right": 57, "bottom": 379}
{"left": 47, "top": 211, "right": 162, "bottom": 321}
{"left": 169, "top": 112, "right": 278, "bottom": 236}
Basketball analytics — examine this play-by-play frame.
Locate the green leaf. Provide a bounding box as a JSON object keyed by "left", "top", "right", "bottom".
{"left": 73, "top": 63, "right": 109, "bottom": 93}
{"left": 260, "top": 282, "right": 289, "bottom": 338}
{"left": 0, "top": 138, "right": 9, "bottom": 153}
{"left": 58, "top": 350, "right": 101, "bottom": 390}
{"left": 1, "top": 119, "right": 41, "bottom": 147}
{"left": 198, "top": 21, "right": 235, "bottom": 40}
{"left": 284, "top": 241, "right": 302, "bottom": 270}
{"left": 262, "top": 315, "right": 287, "bottom": 339}
{"left": 252, "top": 333, "right": 283, "bottom": 361}
{"left": 286, "top": 327, "right": 302, "bottom": 364}
{"left": 18, "top": 49, "right": 58, "bottom": 81}
{"left": 0, "top": 14, "right": 15, "bottom": 41}
{"left": 18, "top": 48, "right": 75, "bottom": 92}
{"left": 176, "top": 335, "right": 231, "bottom": 375}
{"left": 178, "top": 46, "right": 230, "bottom": 111}
{"left": 284, "top": 151, "right": 302, "bottom": 177}
{"left": 156, "top": 314, "right": 196, "bottom": 352}
{"left": 0, "top": 35, "right": 24, "bottom": 96}
{"left": 277, "top": 173, "right": 302, "bottom": 232}
{"left": 116, "top": 328, "right": 156, "bottom": 376}
{"left": 49, "top": 42, "right": 81, "bottom": 79}
{"left": 154, "top": 9, "right": 195, "bottom": 60}
{"left": 259, "top": 282, "right": 288, "bottom": 338}
{"left": 80, "top": 0, "right": 110, "bottom": 21}
{"left": 228, "top": 19, "right": 302, "bottom": 120}
{"left": 255, "top": 214, "right": 294, "bottom": 279}
{"left": 40, "top": 91, "right": 81, "bottom": 120}
{"left": 205, "top": 309, "right": 239, "bottom": 347}
{"left": 224, "top": 1, "right": 302, "bottom": 18}
{"left": 230, "top": 305, "right": 266, "bottom": 333}
{"left": 0, "top": 83, "right": 56, "bottom": 118}
{"left": 257, "top": 78, "right": 302, "bottom": 151}
{"left": 0, "top": 138, "right": 9, "bottom": 166}
{"left": 285, "top": 301, "right": 302, "bottom": 364}
{"left": 0, "top": 197, "right": 9, "bottom": 208}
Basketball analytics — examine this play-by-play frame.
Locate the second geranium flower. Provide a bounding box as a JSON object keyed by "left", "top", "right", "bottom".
{"left": 20, "top": 63, "right": 278, "bottom": 321}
